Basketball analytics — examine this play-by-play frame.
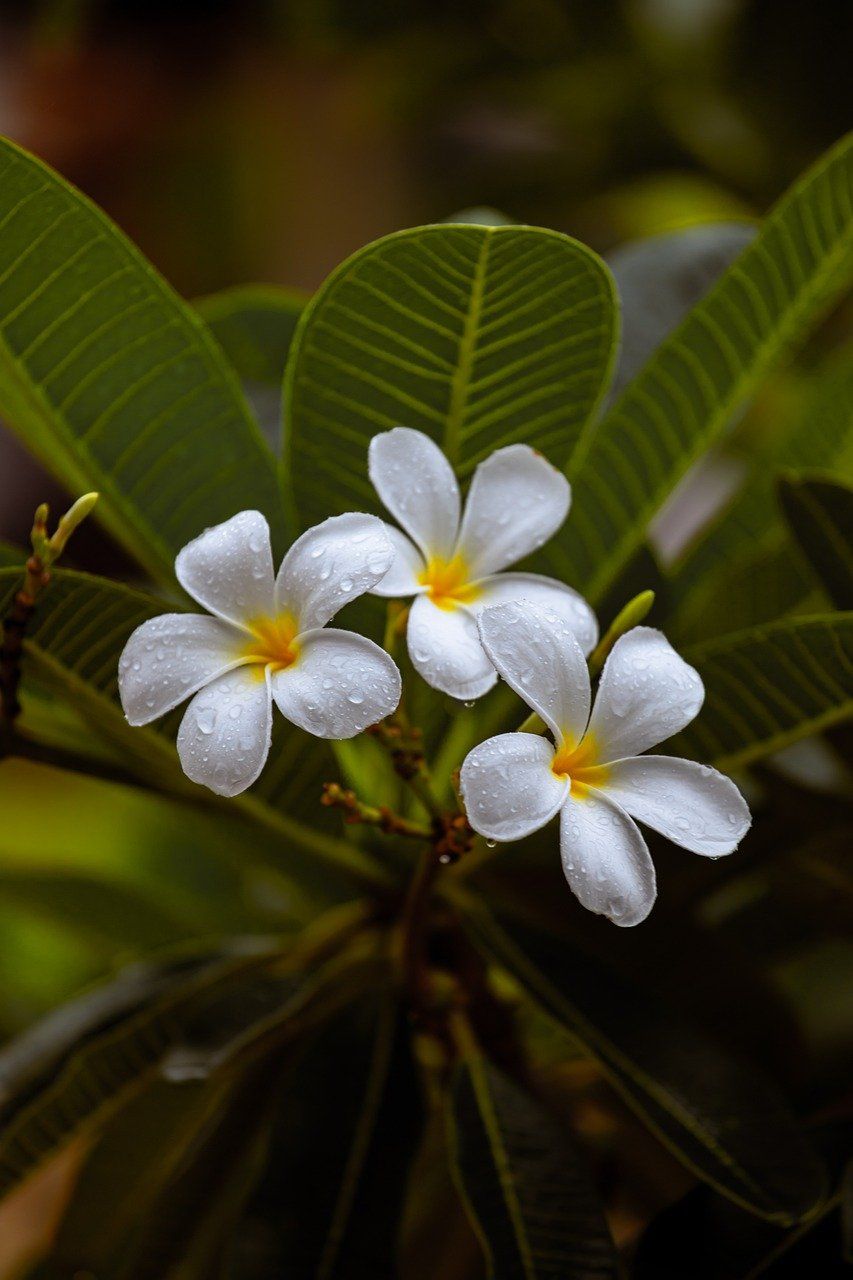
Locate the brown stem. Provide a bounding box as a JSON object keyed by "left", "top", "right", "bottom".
{"left": 0, "top": 556, "right": 49, "bottom": 731}
{"left": 398, "top": 842, "right": 443, "bottom": 1007}
{"left": 321, "top": 782, "right": 433, "bottom": 840}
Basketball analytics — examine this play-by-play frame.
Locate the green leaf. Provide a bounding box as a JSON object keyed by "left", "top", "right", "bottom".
{"left": 283, "top": 224, "right": 617, "bottom": 529}
{"left": 194, "top": 284, "right": 307, "bottom": 385}
{"left": 672, "top": 612, "right": 853, "bottom": 770}
{"left": 29, "top": 1074, "right": 241, "bottom": 1279}
{"left": 463, "top": 908, "right": 827, "bottom": 1225}
{"left": 778, "top": 474, "right": 853, "bottom": 610}
{"left": 114, "top": 1055, "right": 286, "bottom": 1280}
{"left": 447, "top": 1030, "right": 618, "bottom": 1279}
{"left": 0, "top": 950, "right": 228, "bottom": 1130}
{"left": 0, "top": 565, "right": 392, "bottom": 891}
{"left": 547, "top": 130, "right": 853, "bottom": 604}
{"left": 0, "top": 870, "right": 188, "bottom": 952}
{"left": 0, "top": 931, "right": 375, "bottom": 1201}
{"left": 0, "top": 136, "right": 286, "bottom": 586}
{"left": 667, "top": 349, "right": 853, "bottom": 641}
{"left": 242, "top": 988, "right": 423, "bottom": 1278}
{"left": 193, "top": 284, "right": 308, "bottom": 456}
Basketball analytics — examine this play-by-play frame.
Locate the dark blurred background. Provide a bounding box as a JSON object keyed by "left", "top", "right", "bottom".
{"left": 0, "top": 0, "right": 850, "bottom": 550}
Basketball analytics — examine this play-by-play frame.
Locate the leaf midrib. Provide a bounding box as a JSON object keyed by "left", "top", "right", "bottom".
{"left": 444, "top": 230, "right": 493, "bottom": 467}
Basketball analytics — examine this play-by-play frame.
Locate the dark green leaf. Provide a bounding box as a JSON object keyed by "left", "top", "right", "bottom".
{"left": 672, "top": 612, "right": 853, "bottom": 769}
{"left": 668, "top": 349, "right": 853, "bottom": 641}
{"left": 778, "top": 474, "right": 853, "bottom": 609}
{"left": 0, "top": 870, "right": 187, "bottom": 952}
{"left": 115, "top": 1055, "right": 287, "bottom": 1280}
{"left": 0, "top": 932, "right": 374, "bottom": 1200}
{"left": 447, "top": 1033, "right": 618, "bottom": 1279}
{"left": 463, "top": 908, "right": 826, "bottom": 1224}
{"left": 547, "top": 130, "right": 853, "bottom": 604}
{"left": 0, "top": 136, "right": 286, "bottom": 586}
{"left": 194, "top": 284, "right": 308, "bottom": 455}
{"left": 240, "top": 989, "right": 423, "bottom": 1278}
{"left": 195, "top": 284, "right": 307, "bottom": 385}
{"left": 283, "top": 224, "right": 617, "bottom": 529}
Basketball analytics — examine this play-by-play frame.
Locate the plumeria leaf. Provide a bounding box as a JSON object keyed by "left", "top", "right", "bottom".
{"left": 0, "top": 566, "right": 390, "bottom": 891}
{"left": 672, "top": 611, "right": 853, "bottom": 770}
{"left": 447, "top": 1030, "right": 619, "bottom": 1279}
{"left": 0, "top": 870, "right": 187, "bottom": 954}
{"left": 463, "top": 909, "right": 827, "bottom": 1225}
{"left": 102, "top": 1057, "right": 286, "bottom": 1280}
{"left": 778, "top": 473, "right": 853, "bottom": 609}
{"left": 194, "top": 284, "right": 307, "bottom": 386}
{"left": 195, "top": 284, "right": 308, "bottom": 454}
{"left": 668, "top": 349, "right": 853, "bottom": 641}
{"left": 0, "top": 932, "right": 378, "bottom": 1202}
{"left": 0, "top": 136, "right": 286, "bottom": 586}
{"left": 546, "top": 130, "right": 853, "bottom": 604}
{"left": 282, "top": 224, "right": 617, "bottom": 529}
{"left": 242, "top": 989, "right": 423, "bottom": 1277}
{"left": 27, "top": 1073, "right": 245, "bottom": 1277}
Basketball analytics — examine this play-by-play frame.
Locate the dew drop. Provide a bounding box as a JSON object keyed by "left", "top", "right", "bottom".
{"left": 196, "top": 708, "right": 217, "bottom": 735}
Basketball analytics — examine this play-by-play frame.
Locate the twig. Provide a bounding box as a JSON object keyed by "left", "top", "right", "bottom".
{"left": 321, "top": 781, "right": 433, "bottom": 840}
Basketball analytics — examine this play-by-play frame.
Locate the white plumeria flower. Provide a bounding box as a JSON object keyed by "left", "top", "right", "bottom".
{"left": 118, "top": 510, "right": 401, "bottom": 797}
{"left": 460, "top": 602, "right": 751, "bottom": 927}
{"left": 367, "top": 427, "right": 598, "bottom": 701}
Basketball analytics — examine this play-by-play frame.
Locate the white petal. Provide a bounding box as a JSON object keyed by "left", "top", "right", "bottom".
{"left": 602, "top": 756, "right": 751, "bottom": 857}
{"left": 475, "top": 572, "right": 598, "bottom": 657}
{"left": 119, "top": 613, "right": 246, "bottom": 726}
{"left": 177, "top": 666, "right": 272, "bottom": 797}
{"left": 560, "top": 790, "right": 656, "bottom": 927}
{"left": 368, "top": 427, "right": 460, "bottom": 560}
{"left": 276, "top": 513, "right": 394, "bottom": 631}
{"left": 407, "top": 594, "right": 496, "bottom": 700}
{"left": 460, "top": 732, "right": 568, "bottom": 842}
{"left": 457, "top": 444, "right": 571, "bottom": 576}
{"left": 370, "top": 524, "right": 426, "bottom": 598}
{"left": 587, "top": 627, "right": 704, "bottom": 762}
{"left": 477, "top": 600, "right": 591, "bottom": 747}
{"left": 271, "top": 629, "right": 401, "bottom": 739}
{"left": 175, "top": 511, "right": 275, "bottom": 627}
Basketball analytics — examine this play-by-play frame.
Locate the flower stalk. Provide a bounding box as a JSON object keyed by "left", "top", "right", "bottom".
{"left": 1, "top": 494, "right": 98, "bottom": 731}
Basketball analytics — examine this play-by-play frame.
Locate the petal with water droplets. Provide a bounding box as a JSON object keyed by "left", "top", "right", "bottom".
{"left": 478, "top": 601, "right": 591, "bottom": 747}
{"left": 407, "top": 594, "right": 496, "bottom": 700}
{"left": 175, "top": 510, "right": 275, "bottom": 627}
{"left": 560, "top": 789, "right": 656, "bottom": 927}
{"left": 474, "top": 573, "right": 598, "bottom": 658}
{"left": 177, "top": 665, "right": 272, "bottom": 797}
{"left": 587, "top": 627, "right": 704, "bottom": 762}
{"left": 602, "top": 755, "right": 751, "bottom": 857}
{"left": 271, "top": 628, "right": 401, "bottom": 738}
{"left": 460, "top": 732, "right": 568, "bottom": 842}
{"left": 276, "top": 512, "right": 394, "bottom": 630}
{"left": 118, "top": 613, "right": 247, "bottom": 726}
{"left": 368, "top": 427, "right": 460, "bottom": 560}
{"left": 456, "top": 443, "right": 570, "bottom": 576}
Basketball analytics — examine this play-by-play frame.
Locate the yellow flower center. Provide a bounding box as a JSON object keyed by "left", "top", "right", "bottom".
{"left": 243, "top": 612, "right": 300, "bottom": 676}
{"left": 551, "top": 734, "right": 609, "bottom": 800}
{"left": 418, "top": 554, "right": 481, "bottom": 611}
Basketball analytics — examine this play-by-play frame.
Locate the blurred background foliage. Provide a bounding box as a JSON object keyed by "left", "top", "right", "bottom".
{"left": 0, "top": 1, "right": 850, "bottom": 1274}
